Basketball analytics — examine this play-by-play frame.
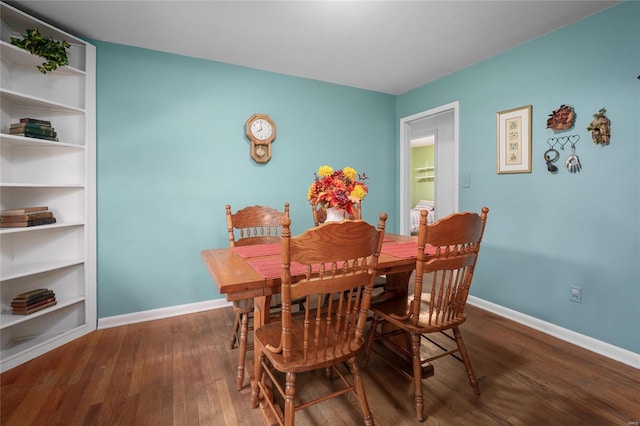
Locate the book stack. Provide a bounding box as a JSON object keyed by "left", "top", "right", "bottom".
{"left": 1, "top": 206, "right": 57, "bottom": 228}
{"left": 9, "top": 118, "right": 59, "bottom": 141}
{"left": 11, "top": 288, "right": 57, "bottom": 315}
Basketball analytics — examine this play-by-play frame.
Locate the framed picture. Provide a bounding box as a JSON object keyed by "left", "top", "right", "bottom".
{"left": 497, "top": 105, "right": 532, "bottom": 174}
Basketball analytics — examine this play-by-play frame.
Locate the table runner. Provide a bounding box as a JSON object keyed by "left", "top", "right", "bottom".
{"left": 245, "top": 258, "right": 309, "bottom": 279}
{"left": 381, "top": 242, "right": 436, "bottom": 259}
{"left": 233, "top": 237, "right": 395, "bottom": 259}
{"left": 232, "top": 243, "right": 280, "bottom": 259}
{"left": 236, "top": 237, "right": 414, "bottom": 278}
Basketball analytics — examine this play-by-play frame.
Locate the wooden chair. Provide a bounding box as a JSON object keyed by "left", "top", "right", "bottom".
{"left": 311, "top": 201, "right": 386, "bottom": 303}
{"left": 251, "top": 213, "right": 388, "bottom": 426}
{"left": 225, "top": 203, "right": 289, "bottom": 390}
{"left": 363, "top": 207, "right": 489, "bottom": 421}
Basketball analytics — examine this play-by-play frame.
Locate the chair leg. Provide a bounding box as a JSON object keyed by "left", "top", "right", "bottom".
{"left": 453, "top": 326, "right": 480, "bottom": 395}
{"left": 411, "top": 332, "right": 425, "bottom": 422}
{"left": 324, "top": 366, "right": 332, "bottom": 379}
{"left": 284, "top": 372, "right": 296, "bottom": 426}
{"left": 347, "top": 356, "right": 374, "bottom": 426}
{"left": 362, "top": 314, "right": 380, "bottom": 368}
{"left": 236, "top": 311, "right": 250, "bottom": 390}
{"left": 251, "top": 349, "right": 265, "bottom": 408}
{"left": 230, "top": 312, "right": 240, "bottom": 349}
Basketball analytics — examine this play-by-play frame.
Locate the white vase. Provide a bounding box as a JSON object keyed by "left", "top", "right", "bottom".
{"left": 325, "top": 207, "right": 346, "bottom": 223}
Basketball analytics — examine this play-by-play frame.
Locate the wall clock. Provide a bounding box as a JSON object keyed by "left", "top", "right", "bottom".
{"left": 245, "top": 113, "right": 276, "bottom": 163}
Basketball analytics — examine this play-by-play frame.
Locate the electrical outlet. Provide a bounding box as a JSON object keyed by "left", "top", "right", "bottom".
{"left": 570, "top": 286, "right": 582, "bottom": 303}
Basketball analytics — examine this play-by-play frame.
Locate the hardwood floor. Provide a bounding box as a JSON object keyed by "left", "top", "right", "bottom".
{"left": 2, "top": 304, "right": 638, "bottom": 425}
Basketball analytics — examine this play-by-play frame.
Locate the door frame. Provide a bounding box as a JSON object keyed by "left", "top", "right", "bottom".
{"left": 399, "top": 101, "right": 459, "bottom": 235}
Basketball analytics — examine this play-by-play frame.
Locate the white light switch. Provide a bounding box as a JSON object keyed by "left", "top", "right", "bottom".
{"left": 462, "top": 173, "right": 471, "bottom": 188}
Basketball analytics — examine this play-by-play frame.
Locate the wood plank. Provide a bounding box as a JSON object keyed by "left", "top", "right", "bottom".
{"left": 1, "top": 305, "right": 638, "bottom": 425}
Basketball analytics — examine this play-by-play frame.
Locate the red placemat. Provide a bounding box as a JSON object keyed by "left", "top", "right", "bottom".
{"left": 246, "top": 258, "right": 309, "bottom": 279}
{"left": 232, "top": 243, "right": 280, "bottom": 258}
{"left": 234, "top": 238, "right": 393, "bottom": 259}
{"left": 381, "top": 242, "right": 417, "bottom": 258}
{"left": 381, "top": 242, "right": 436, "bottom": 259}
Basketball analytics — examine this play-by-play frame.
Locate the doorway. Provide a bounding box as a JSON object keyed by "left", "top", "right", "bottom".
{"left": 399, "top": 101, "right": 459, "bottom": 235}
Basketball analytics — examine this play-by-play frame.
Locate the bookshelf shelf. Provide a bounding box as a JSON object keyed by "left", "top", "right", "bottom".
{"left": 0, "top": 296, "right": 85, "bottom": 329}
{"left": 0, "top": 88, "right": 85, "bottom": 112}
{"left": 1, "top": 320, "right": 92, "bottom": 365}
{"left": 0, "top": 183, "right": 86, "bottom": 188}
{"left": 0, "top": 258, "right": 84, "bottom": 281}
{"left": 415, "top": 165, "right": 435, "bottom": 181}
{"left": 0, "top": 40, "right": 85, "bottom": 77}
{"left": 0, "top": 133, "right": 85, "bottom": 149}
{"left": 0, "top": 220, "right": 84, "bottom": 235}
{"left": 0, "top": 1, "right": 96, "bottom": 373}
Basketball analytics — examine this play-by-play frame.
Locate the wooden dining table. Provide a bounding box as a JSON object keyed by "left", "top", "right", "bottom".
{"left": 200, "top": 232, "right": 422, "bottom": 386}
{"left": 202, "top": 233, "right": 418, "bottom": 326}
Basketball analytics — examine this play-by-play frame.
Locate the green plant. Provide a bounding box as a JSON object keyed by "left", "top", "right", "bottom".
{"left": 10, "top": 28, "right": 70, "bottom": 74}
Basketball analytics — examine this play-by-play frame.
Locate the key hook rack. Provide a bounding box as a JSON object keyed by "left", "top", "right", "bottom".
{"left": 544, "top": 134, "right": 581, "bottom": 174}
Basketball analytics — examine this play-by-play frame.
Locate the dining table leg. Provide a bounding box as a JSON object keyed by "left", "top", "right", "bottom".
{"left": 381, "top": 270, "right": 411, "bottom": 299}
{"left": 370, "top": 269, "right": 412, "bottom": 348}
{"left": 252, "top": 295, "right": 271, "bottom": 381}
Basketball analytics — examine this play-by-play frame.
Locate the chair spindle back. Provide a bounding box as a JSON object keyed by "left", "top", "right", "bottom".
{"left": 226, "top": 203, "right": 289, "bottom": 247}
{"left": 411, "top": 207, "right": 489, "bottom": 327}
{"left": 275, "top": 214, "right": 387, "bottom": 364}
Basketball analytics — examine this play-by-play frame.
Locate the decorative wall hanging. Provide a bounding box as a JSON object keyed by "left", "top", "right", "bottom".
{"left": 497, "top": 105, "right": 532, "bottom": 174}
{"left": 546, "top": 104, "right": 575, "bottom": 131}
{"left": 587, "top": 108, "right": 611, "bottom": 145}
{"left": 544, "top": 139, "right": 559, "bottom": 173}
{"left": 245, "top": 113, "right": 276, "bottom": 163}
{"left": 565, "top": 135, "right": 581, "bottom": 173}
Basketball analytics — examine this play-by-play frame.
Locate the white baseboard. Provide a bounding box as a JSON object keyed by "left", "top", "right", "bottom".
{"left": 468, "top": 296, "right": 640, "bottom": 369}
{"left": 97, "top": 299, "right": 231, "bottom": 329}
{"left": 97, "top": 296, "right": 639, "bottom": 369}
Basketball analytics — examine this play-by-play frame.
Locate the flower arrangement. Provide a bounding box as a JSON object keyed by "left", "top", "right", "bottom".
{"left": 307, "top": 165, "right": 368, "bottom": 216}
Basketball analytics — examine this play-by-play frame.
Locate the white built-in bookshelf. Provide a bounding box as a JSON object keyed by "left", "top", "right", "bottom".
{"left": 0, "top": 1, "right": 96, "bottom": 372}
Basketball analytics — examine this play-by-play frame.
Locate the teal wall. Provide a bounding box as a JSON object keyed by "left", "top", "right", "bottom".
{"left": 95, "top": 43, "right": 396, "bottom": 318}
{"left": 398, "top": 2, "right": 639, "bottom": 353}
{"left": 95, "top": 2, "right": 639, "bottom": 354}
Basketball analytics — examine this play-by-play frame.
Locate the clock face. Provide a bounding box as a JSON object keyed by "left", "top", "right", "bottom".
{"left": 250, "top": 118, "right": 273, "bottom": 141}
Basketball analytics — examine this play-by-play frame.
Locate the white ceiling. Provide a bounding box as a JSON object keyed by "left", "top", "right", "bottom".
{"left": 8, "top": 1, "right": 619, "bottom": 95}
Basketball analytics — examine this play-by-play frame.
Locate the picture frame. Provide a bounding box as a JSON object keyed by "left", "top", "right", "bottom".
{"left": 496, "top": 105, "right": 532, "bottom": 174}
